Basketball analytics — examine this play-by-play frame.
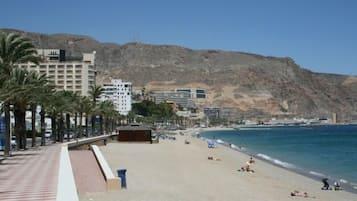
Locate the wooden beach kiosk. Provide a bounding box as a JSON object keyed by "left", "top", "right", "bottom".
{"left": 117, "top": 124, "right": 152, "bottom": 143}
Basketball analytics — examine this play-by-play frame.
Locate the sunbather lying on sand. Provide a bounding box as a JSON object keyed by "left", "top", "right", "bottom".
{"left": 290, "top": 190, "right": 316, "bottom": 198}
{"left": 208, "top": 156, "right": 221, "bottom": 161}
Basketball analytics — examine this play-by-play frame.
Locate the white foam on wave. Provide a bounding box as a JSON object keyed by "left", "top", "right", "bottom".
{"left": 257, "top": 153, "right": 272, "bottom": 160}
{"left": 230, "top": 144, "right": 238, "bottom": 149}
{"left": 229, "top": 143, "right": 245, "bottom": 150}
{"left": 350, "top": 182, "right": 357, "bottom": 186}
{"left": 339, "top": 179, "right": 348, "bottom": 184}
{"left": 309, "top": 171, "right": 326, "bottom": 177}
{"left": 273, "top": 159, "right": 295, "bottom": 168}
{"left": 216, "top": 139, "right": 225, "bottom": 144}
{"left": 351, "top": 182, "right": 357, "bottom": 189}
{"left": 257, "top": 153, "right": 294, "bottom": 169}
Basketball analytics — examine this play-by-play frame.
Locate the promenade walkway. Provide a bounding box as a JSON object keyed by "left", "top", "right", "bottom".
{"left": 69, "top": 150, "right": 106, "bottom": 193}
{"left": 0, "top": 144, "right": 61, "bottom": 201}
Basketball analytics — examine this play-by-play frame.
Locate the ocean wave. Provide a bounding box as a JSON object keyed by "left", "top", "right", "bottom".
{"left": 230, "top": 144, "right": 239, "bottom": 149}
{"left": 216, "top": 139, "right": 225, "bottom": 144}
{"left": 352, "top": 182, "right": 357, "bottom": 190}
{"left": 309, "top": 171, "right": 326, "bottom": 177}
{"left": 339, "top": 179, "right": 348, "bottom": 184}
{"left": 273, "top": 159, "right": 295, "bottom": 168}
{"left": 257, "top": 153, "right": 295, "bottom": 168}
{"left": 229, "top": 143, "right": 245, "bottom": 150}
{"left": 350, "top": 182, "right": 357, "bottom": 187}
{"left": 257, "top": 153, "right": 272, "bottom": 160}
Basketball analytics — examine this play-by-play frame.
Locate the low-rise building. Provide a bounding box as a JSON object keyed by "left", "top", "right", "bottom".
{"left": 175, "top": 88, "right": 207, "bottom": 99}
{"left": 204, "top": 107, "right": 220, "bottom": 118}
{"left": 150, "top": 91, "right": 195, "bottom": 109}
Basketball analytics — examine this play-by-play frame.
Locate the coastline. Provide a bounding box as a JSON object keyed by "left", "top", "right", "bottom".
{"left": 79, "top": 127, "right": 357, "bottom": 201}
{"left": 197, "top": 127, "right": 357, "bottom": 194}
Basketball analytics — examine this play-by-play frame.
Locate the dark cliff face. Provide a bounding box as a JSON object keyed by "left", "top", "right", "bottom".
{"left": 2, "top": 29, "right": 357, "bottom": 120}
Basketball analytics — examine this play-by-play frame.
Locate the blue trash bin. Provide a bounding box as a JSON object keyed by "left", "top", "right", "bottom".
{"left": 117, "top": 169, "right": 127, "bottom": 188}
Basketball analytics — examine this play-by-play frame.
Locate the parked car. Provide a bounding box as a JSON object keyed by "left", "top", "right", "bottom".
{"left": 64, "top": 131, "right": 74, "bottom": 139}
{"left": 45, "top": 130, "right": 52, "bottom": 138}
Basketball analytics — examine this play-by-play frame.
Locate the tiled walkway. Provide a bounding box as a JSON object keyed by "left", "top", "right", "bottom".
{"left": 0, "top": 145, "right": 61, "bottom": 201}
{"left": 69, "top": 150, "right": 106, "bottom": 193}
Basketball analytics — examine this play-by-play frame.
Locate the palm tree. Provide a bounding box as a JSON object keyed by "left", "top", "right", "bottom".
{"left": 37, "top": 86, "right": 55, "bottom": 146}
{"left": 97, "top": 100, "right": 115, "bottom": 135}
{"left": 76, "top": 96, "right": 92, "bottom": 138}
{"left": 47, "top": 92, "right": 62, "bottom": 143}
{"left": 0, "top": 32, "right": 40, "bottom": 156}
{"left": 81, "top": 97, "right": 92, "bottom": 137}
{"left": 63, "top": 91, "right": 78, "bottom": 141}
{"left": 29, "top": 74, "right": 54, "bottom": 146}
{"left": 54, "top": 91, "right": 75, "bottom": 142}
{"left": 0, "top": 69, "right": 43, "bottom": 149}
{"left": 27, "top": 72, "right": 50, "bottom": 147}
{"left": 89, "top": 85, "right": 103, "bottom": 135}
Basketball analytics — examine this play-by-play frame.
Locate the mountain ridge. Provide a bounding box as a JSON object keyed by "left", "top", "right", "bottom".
{"left": 1, "top": 28, "right": 357, "bottom": 121}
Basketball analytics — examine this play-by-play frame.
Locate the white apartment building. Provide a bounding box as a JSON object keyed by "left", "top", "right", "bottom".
{"left": 15, "top": 49, "right": 96, "bottom": 96}
{"left": 100, "top": 79, "right": 132, "bottom": 115}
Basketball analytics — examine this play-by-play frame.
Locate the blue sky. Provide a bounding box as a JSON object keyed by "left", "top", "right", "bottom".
{"left": 1, "top": 0, "right": 356, "bottom": 75}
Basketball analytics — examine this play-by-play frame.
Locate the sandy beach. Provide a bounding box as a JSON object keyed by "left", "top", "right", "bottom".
{"left": 79, "top": 128, "right": 357, "bottom": 201}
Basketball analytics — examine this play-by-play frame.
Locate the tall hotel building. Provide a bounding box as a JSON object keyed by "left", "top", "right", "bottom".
{"left": 15, "top": 49, "right": 96, "bottom": 96}
{"left": 100, "top": 79, "right": 132, "bottom": 115}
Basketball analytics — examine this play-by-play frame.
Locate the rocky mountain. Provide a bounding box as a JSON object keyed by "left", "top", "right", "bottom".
{"left": 2, "top": 29, "right": 357, "bottom": 121}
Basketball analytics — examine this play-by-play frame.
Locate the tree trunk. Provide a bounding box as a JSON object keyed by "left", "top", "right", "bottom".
{"left": 85, "top": 114, "right": 89, "bottom": 137}
{"left": 40, "top": 106, "right": 46, "bottom": 146}
{"left": 104, "top": 117, "right": 108, "bottom": 134}
{"left": 74, "top": 112, "right": 77, "bottom": 138}
{"left": 59, "top": 114, "right": 64, "bottom": 142}
{"left": 100, "top": 115, "right": 103, "bottom": 135}
{"left": 79, "top": 112, "right": 83, "bottom": 138}
{"left": 31, "top": 104, "right": 36, "bottom": 147}
{"left": 111, "top": 118, "right": 116, "bottom": 133}
{"left": 51, "top": 115, "right": 56, "bottom": 143}
{"left": 14, "top": 105, "right": 26, "bottom": 150}
{"left": 91, "top": 115, "right": 95, "bottom": 136}
{"left": 66, "top": 113, "right": 70, "bottom": 141}
{"left": 4, "top": 102, "right": 11, "bottom": 156}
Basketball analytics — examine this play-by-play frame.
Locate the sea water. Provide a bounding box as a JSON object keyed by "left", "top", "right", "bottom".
{"left": 202, "top": 125, "right": 357, "bottom": 192}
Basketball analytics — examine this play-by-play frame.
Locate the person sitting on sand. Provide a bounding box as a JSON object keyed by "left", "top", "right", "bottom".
{"left": 248, "top": 156, "right": 255, "bottom": 164}
{"left": 239, "top": 164, "right": 254, "bottom": 173}
{"left": 290, "top": 190, "right": 315, "bottom": 198}
{"left": 334, "top": 181, "right": 343, "bottom": 191}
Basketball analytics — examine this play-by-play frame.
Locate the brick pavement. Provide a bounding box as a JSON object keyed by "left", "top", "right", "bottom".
{"left": 69, "top": 150, "right": 106, "bottom": 193}
{"left": 0, "top": 144, "right": 61, "bottom": 201}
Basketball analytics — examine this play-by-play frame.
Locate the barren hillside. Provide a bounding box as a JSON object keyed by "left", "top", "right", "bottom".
{"left": 2, "top": 29, "right": 357, "bottom": 121}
